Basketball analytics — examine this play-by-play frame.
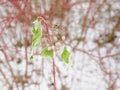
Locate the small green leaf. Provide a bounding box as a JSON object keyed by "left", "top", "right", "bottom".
{"left": 31, "top": 19, "right": 42, "bottom": 57}
{"left": 61, "top": 47, "right": 70, "bottom": 64}
{"left": 32, "top": 21, "right": 42, "bottom": 47}
{"left": 40, "top": 46, "right": 53, "bottom": 59}
{"left": 30, "top": 55, "right": 33, "bottom": 60}
{"left": 32, "top": 29, "right": 42, "bottom": 47}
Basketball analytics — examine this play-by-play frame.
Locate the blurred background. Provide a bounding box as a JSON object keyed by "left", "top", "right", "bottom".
{"left": 0, "top": 0, "right": 120, "bottom": 90}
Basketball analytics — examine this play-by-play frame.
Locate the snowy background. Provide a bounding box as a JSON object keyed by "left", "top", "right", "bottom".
{"left": 0, "top": 0, "right": 120, "bottom": 90}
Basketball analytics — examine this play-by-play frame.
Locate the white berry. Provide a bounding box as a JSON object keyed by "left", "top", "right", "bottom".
{"left": 55, "top": 42, "right": 61, "bottom": 47}
{"left": 51, "top": 45, "right": 55, "bottom": 50}
{"left": 62, "top": 36, "right": 65, "bottom": 40}
{"left": 53, "top": 36, "right": 58, "bottom": 41}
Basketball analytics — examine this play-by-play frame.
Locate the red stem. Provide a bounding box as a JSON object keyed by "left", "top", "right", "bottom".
{"left": 52, "top": 59, "right": 56, "bottom": 90}
{"left": 39, "top": 16, "right": 56, "bottom": 90}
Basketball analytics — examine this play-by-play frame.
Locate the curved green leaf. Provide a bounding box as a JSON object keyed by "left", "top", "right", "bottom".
{"left": 40, "top": 46, "right": 53, "bottom": 59}
{"left": 61, "top": 47, "right": 70, "bottom": 64}
{"left": 30, "top": 55, "right": 33, "bottom": 60}
{"left": 30, "top": 19, "right": 42, "bottom": 60}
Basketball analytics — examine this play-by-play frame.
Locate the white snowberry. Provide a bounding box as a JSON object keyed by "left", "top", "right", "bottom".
{"left": 62, "top": 36, "right": 65, "bottom": 40}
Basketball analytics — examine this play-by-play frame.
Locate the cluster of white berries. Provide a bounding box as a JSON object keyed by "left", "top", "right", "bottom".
{"left": 42, "top": 24, "right": 66, "bottom": 51}
{"left": 48, "top": 36, "right": 66, "bottom": 51}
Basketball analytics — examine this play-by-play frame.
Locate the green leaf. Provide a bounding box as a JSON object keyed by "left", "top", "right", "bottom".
{"left": 61, "top": 47, "right": 70, "bottom": 64}
{"left": 30, "top": 55, "right": 33, "bottom": 60}
{"left": 31, "top": 19, "right": 42, "bottom": 53}
{"left": 30, "top": 19, "right": 43, "bottom": 60}
{"left": 40, "top": 46, "right": 53, "bottom": 59}
{"left": 32, "top": 29, "right": 42, "bottom": 47}
{"left": 32, "top": 19, "right": 42, "bottom": 47}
